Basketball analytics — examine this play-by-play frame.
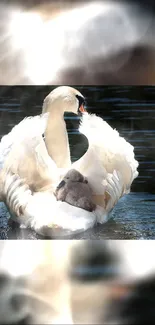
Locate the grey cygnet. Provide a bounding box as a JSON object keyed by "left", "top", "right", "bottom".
{"left": 55, "top": 169, "right": 96, "bottom": 212}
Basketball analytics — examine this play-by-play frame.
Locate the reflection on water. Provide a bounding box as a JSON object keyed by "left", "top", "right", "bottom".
{"left": 0, "top": 86, "right": 154, "bottom": 239}
{"left": 0, "top": 193, "right": 155, "bottom": 239}
{"left": 75, "top": 193, "right": 155, "bottom": 240}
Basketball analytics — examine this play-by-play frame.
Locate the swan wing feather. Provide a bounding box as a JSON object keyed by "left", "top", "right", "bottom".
{"left": 78, "top": 112, "right": 138, "bottom": 193}
{"left": 0, "top": 113, "right": 48, "bottom": 170}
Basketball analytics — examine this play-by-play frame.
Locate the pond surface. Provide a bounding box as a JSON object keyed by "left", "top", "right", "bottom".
{"left": 0, "top": 193, "right": 155, "bottom": 239}
{"left": 0, "top": 86, "right": 154, "bottom": 239}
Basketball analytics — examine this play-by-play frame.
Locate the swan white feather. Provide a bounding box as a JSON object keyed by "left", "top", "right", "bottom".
{"left": 0, "top": 114, "right": 47, "bottom": 170}
{"left": 0, "top": 87, "right": 139, "bottom": 236}
{"left": 75, "top": 112, "right": 138, "bottom": 192}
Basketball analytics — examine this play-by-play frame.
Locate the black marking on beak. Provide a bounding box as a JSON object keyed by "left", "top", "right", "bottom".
{"left": 76, "top": 94, "right": 85, "bottom": 111}
{"left": 56, "top": 180, "right": 66, "bottom": 191}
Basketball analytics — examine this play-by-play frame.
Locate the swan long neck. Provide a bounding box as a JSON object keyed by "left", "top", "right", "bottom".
{"left": 44, "top": 105, "right": 71, "bottom": 169}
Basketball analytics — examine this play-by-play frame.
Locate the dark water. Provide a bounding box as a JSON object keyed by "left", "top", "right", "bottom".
{"left": 0, "top": 86, "right": 155, "bottom": 239}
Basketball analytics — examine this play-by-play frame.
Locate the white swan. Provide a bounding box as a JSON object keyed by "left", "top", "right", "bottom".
{"left": 0, "top": 86, "right": 139, "bottom": 236}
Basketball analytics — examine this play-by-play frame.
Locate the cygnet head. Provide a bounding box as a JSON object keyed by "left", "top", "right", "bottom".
{"left": 63, "top": 169, "right": 87, "bottom": 183}
{"left": 42, "top": 86, "right": 86, "bottom": 115}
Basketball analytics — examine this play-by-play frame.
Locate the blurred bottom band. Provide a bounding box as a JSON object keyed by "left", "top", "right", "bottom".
{"left": 0, "top": 240, "right": 155, "bottom": 324}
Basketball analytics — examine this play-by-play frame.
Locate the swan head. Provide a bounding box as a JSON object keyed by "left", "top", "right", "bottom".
{"left": 42, "top": 86, "right": 86, "bottom": 115}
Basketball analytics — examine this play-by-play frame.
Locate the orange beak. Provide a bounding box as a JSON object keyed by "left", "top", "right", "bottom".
{"left": 109, "top": 283, "right": 133, "bottom": 300}
{"left": 79, "top": 104, "right": 87, "bottom": 113}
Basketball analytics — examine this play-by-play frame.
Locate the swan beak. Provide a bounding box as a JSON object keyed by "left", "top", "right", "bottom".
{"left": 79, "top": 104, "right": 87, "bottom": 113}
{"left": 110, "top": 284, "right": 132, "bottom": 299}
{"left": 56, "top": 180, "right": 66, "bottom": 190}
